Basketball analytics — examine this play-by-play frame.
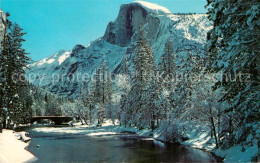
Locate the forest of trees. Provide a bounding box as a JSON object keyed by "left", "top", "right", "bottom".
{"left": 0, "top": 0, "right": 258, "bottom": 153}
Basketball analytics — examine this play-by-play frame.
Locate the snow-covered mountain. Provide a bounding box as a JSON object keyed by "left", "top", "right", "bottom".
{"left": 26, "top": 1, "right": 212, "bottom": 97}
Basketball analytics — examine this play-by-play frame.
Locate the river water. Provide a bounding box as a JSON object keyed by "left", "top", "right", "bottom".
{"left": 27, "top": 127, "right": 219, "bottom": 162}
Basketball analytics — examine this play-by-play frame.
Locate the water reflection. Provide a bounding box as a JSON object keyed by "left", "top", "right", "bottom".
{"left": 27, "top": 130, "right": 219, "bottom": 162}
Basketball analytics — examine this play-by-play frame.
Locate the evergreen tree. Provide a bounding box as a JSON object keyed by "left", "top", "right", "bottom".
{"left": 101, "top": 61, "right": 113, "bottom": 105}
{"left": 126, "top": 27, "right": 157, "bottom": 128}
{"left": 160, "top": 38, "right": 177, "bottom": 89}
{"left": 122, "top": 55, "right": 130, "bottom": 77}
{"left": 206, "top": 0, "right": 260, "bottom": 147}
{"left": 169, "top": 52, "right": 195, "bottom": 120}
{"left": 9, "top": 23, "right": 32, "bottom": 124}
{"left": 0, "top": 31, "right": 11, "bottom": 128}
{"left": 0, "top": 15, "right": 32, "bottom": 128}
{"left": 118, "top": 55, "right": 131, "bottom": 126}
{"left": 141, "top": 79, "right": 160, "bottom": 130}
{"left": 89, "top": 60, "right": 113, "bottom": 126}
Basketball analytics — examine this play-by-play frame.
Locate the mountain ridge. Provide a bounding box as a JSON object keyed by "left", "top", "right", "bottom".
{"left": 26, "top": 1, "right": 212, "bottom": 97}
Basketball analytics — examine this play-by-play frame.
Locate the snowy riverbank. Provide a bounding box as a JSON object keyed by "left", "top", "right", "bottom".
{"left": 0, "top": 129, "right": 37, "bottom": 163}
{"left": 179, "top": 126, "right": 258, "bottom": 162}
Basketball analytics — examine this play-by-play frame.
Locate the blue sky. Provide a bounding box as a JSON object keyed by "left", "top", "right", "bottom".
{"left": 0, "top": 0, "right": 207, "bottom": 61}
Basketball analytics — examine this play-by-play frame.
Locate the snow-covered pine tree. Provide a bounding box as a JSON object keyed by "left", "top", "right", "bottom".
{"left": 88, "top": 60, "right": 113, "bottom": 126}
{"left": 126, "top": 27, "right": 157, "bottom": 128}
{"left": 0, "top": 16, "right": 32, "bottom": 128}
{"left": 101, "top": 61, "right": 113, "bottom": 105}
{"left": 74, "top": 86, "right": 89, "bottom": 124}
{"left": 117, "top": 55, "right": 131, "bottom": 126}
{"left": 160, "top": 38, "right": 177, "bottom": 90}
{"left": 0, "top": 13, "right": 13, "bottom": 128}
{"left": 141, "top": 78, "right": 161, "bottom": 130}
{"left": 0, "top": 31, "right": 11, "bottom": 129}
{"left": 169, "top": 52, "right": 195, "bottom": 120}
{"left": 9, "top": 23, "right": 32, "bottom": 125}
{"left": 122, "top": 55, "right": 130, "bottom": 78}
{"left": 15, "top": 82, "right": 33, "bottom": 124}
{"left": 93, "top": 68, "right": 102, "bottom": 104}
{"left": 206, "top": 0, "right": 260, "bottom": 147}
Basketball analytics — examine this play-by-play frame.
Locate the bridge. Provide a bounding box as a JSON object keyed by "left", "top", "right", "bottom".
{"left": 31, "top": 116, "right": 73, "bottom": 125}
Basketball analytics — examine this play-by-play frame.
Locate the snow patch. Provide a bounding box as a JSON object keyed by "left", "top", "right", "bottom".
{"left": 215, "top": 144, "right": 258, "bottom": 162}
{"left": 58, "top": 51, "right": 71, "bottom": 65}
{"left": 87, "top": 132, "right": 117, "bottom": 136}
{"left": 134, "top": 1, "right": 171, "bottom": 14}
{"left": 37, "top": 59, "right": 47, "bottom": 67}
{"left": 47, "top": 58, "right": 55, "bottom": 64}
{"left": 0, "top": 129, "right": 37, "bottom": 163}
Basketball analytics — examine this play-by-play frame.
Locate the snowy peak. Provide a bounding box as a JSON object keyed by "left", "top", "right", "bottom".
{"left": 30, "top": 50, "right": 71, "bottom": 68}
{"left": 133, "top": 1, "right": 171, "bottom": 15}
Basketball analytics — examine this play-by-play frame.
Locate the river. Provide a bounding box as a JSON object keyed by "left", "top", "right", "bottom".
{"left": 26, "top": 127, "right": 219, "bottom": 162}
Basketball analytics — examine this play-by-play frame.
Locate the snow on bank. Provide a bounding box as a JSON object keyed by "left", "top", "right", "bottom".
{"left": 182, "top": 127, "right": 216, "bottom": 151}
{"left": 0, "top": 129, "right": 37, "bottom": 163}
{"left": 215, "top": 144, "right": 258, "bottom": 162}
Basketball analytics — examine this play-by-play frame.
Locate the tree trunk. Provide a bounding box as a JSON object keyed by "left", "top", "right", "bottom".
{"left": 217, "top": 109, "right": 221, "bottom": 143}
{"left": 0, "top": 123, "right": 2, "bottom": 133}
{"left": 229, "top": 116, "right": 232, "bottom": 135}
{"left": 151, "top": 120, "right": 155, "bottom": 131}
{"left": 2, "top": 113, "right": 7, "bottom": 129}
{"left": 209, "top": 104, "right": 218, "bottom": 149}
{"left": 210, "top": 116, "right": 218, "bottom": 148}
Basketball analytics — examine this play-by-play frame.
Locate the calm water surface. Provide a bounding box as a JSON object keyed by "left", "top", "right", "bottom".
{"left": 27, "top": 128, "right": 219, "bottom": 162}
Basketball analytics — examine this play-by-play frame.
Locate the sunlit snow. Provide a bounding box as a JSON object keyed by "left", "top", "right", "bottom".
{"left": 58, "top": 51, "right": 71, "bottom": 65}
{"left": 0, "top": 130, "right": 37, "bottom": 163}
{"left": 47, "top": 58, "right": 55, "bottom": 64}
{"left": 134, "top": 1, "right": 171, "bottom": 14}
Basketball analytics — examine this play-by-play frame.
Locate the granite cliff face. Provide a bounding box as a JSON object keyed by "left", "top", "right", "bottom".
{"left": 0, "top": 10, "right": 6, "bottom": 51}
{"left": 26, "top": 1, "right": 212, "bottom": 97}
{"left": 103, "top": 2, "right": 165, "bottom": 47}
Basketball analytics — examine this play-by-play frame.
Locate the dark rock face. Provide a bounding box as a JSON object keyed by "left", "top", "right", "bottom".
{"left": 103, "top": 3, "right": 160, "bottom": 47}
{"left": 72, "top": 44, "right": 85, "bottom": 53}
{"left": 71, "top": 44, "right": 86, "bottom": 57}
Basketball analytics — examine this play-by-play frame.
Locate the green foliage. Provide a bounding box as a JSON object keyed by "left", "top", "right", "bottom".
{"left": 0, "top": 14, "right": 32, "bottom": 128}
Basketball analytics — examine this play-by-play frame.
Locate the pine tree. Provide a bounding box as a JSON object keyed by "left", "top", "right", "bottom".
{"left": 126, "top": 27, "right": 157, "bottom": 128}
{"left": 9, "top": 23, "right": 32, "bottom": 125}
{"left": 160, "top": 38, "right": 177, "bottom": 88}
{"left": 169, "top": 52, "right": 195, "bottom": 120}
{"left": 206, "top": 0, "right": 260, "bottom": 147}
{"left": 118, "top": 55, "right": 131, "bottom": 126}
{"left": 0, "top": 31, "right": 11, "bottom": 128}
{"left": 101, "top": 61, "right": 113, "bottom": 105}
{"left": 0, "top": 15, "right": 32, "bottom": 128}
{"left": 122, "top": 55, "right": 130, "bottom": 77}
{"left": 89, "top": 60, "right": 113, "bottom": 126}
{"left": 141, "top": 79, "right": 161, "bottom": 130}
